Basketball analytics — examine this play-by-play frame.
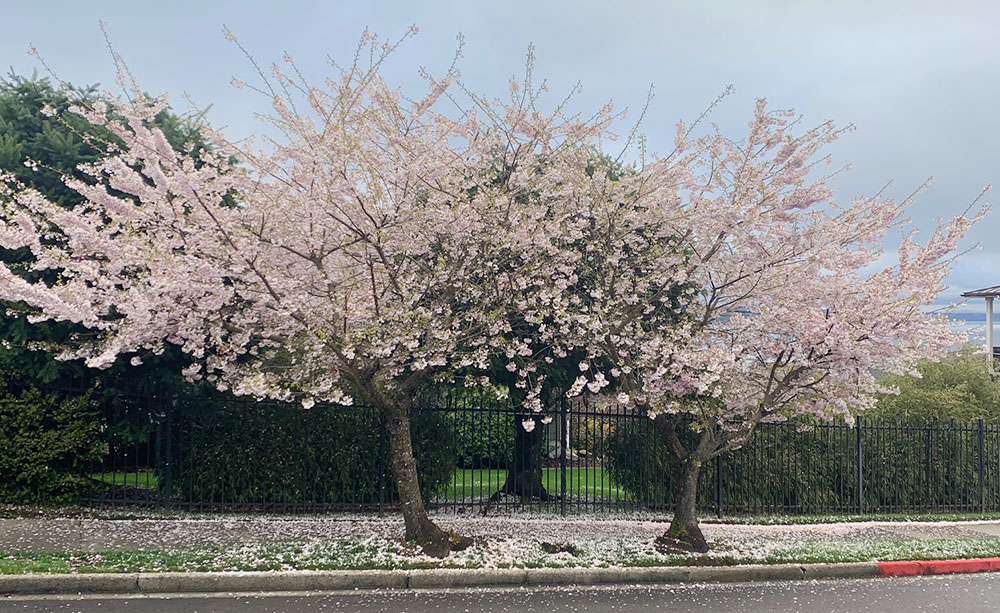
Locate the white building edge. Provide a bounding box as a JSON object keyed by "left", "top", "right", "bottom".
{"left": 961, "top": 285, "right": 1000, "bottom": 375}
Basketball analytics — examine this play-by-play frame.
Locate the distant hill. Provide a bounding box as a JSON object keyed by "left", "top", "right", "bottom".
{"left": 948, "top": 312, "right": 987, "bottom": 323}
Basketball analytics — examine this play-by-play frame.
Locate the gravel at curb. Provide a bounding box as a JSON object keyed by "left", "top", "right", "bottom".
{"left": 0, "top": 563, "right": 882, "bottom": 595}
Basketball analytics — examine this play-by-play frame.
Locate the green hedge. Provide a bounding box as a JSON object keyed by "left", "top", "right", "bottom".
{"left": 166, "top": 395, "right": 455, "bottom": 506}
{"left": 604, "top": 417, "right": 999, "bottom": 514}
{"left": 446, "top": 409, "right": 514, "bottom": 468}
{"left": 603, "top": 420, "right": 858, "bottom": 512}
{"left": 0, "top": 387, "right": 106, "bottom": 504}
{"left": 602, "top": 420, "right": 690, "bottom": 506}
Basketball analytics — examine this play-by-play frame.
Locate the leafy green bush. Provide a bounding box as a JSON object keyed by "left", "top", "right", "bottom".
{"left": 446, "top": 409, "right": 513, "bottom": 468}
{"left": 602, "top": 420, "right": 682, "bottom": 505}
{"left": 166, "top": 394, "right": 454, "bottom": 506}
{"left": 723, "top": 422, "right": 855, "bottom": 513}
{"left": 0, "top": 387, "right": 106, "bottom": 504}
{"left": 570, "top": 415, "right": 614, "bottom": 456}
{"left": 604, "top": 415, "right": 992, "bottom": 514}
{"left": 421, "top": 384, "right": 514, "bottom": 469}
{"left": 604, "top": 419, "right": 852, "bottom": 512}
{"left": 871, "top": 348, "right": 1000, "bottom": 421}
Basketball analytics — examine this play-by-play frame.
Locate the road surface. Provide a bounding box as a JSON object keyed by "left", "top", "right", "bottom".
{"left": 3, "top": 573, "right": 1000, "bottom": 612}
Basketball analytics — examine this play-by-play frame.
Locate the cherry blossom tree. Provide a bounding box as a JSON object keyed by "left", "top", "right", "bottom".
{"left": 513, "top": 99, "right": 987, "bottom": 551}
{"left": 0, "top": 28, "right": 985, "bottom": 557}
{"left": 0, "top": 31, "right": 622, "bottom": 556}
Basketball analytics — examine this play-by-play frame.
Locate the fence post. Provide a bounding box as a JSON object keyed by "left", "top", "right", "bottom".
{"left": 560, "top": 393, "right": 568, "bottom": 518}
{"left": 925, "top": 425, "right": 932, "bottom": 511}
{"left": 378, "top": 412, "right": 387, "bottom": 516}
{"left": 715, "top": 453, "right": 723, "bottom": 518}
{"left": 856, "top": 416, "right": 864, "bottom": 515}
{"left": 979, "top": 418, "right": 986, "bottom": 514}
{"left": 163, "top": 396, "right": 174, "bottom": 508}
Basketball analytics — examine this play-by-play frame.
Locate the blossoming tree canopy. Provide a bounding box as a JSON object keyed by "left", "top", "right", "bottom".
{"left": 0, "top": 31, "right": 628, "bottom": 556}
{"left": 517, "top": 99, "right": 986, "bottom": 551}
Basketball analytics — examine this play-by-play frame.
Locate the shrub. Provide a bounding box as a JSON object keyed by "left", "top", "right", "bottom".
{"left": 166, "top": 393, "right": 454, "bottom": 506}
{"left": 602, "top": 420, "right": 680, "bottom": 504}
{"left": 603, "top": 418, "right": 846, "bottom": 511}
{"left": 569, "top": 415, "right": 614, "bottom": 456}
{"left": 605, "top": 416, "right": 978, "bottom": 514}
{"left": 871, "top": 348, "right": 1000, "bottom": 422}
{"left": 423, "top": 385, "right": 514, "bottom": 469}
{"left": 0, "top": 387, "right": 106, "bottom": 504}
{"left": 446, "top": 409, "right": 514, "bottom": 468}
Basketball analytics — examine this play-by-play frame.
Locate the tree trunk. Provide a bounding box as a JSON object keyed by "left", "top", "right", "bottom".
{"left": 664, "top": 458, "right": 709, "bottom": 553}
{"left": 383, "top": 404, "right": 452, "bottom": 557}
{"left": 497, "top": 412, "right": 549, "bottom": 500}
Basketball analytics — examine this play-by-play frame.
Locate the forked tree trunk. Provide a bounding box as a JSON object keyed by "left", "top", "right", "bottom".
{"left": 497, "top": 413, "right": 549, "bottom": 500}
{"left": 664, "top": 458, "right": 709, "bottom": 553}
{"left": 383, "top": 404, "right": 452, "bottom": 558}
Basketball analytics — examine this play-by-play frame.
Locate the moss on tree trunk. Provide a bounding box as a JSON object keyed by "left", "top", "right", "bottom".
{"left": 664, "top": 458, "right": 709, "bottom": 553}
{"left": 383, "top": 404, "right": 453, "bottom": 557}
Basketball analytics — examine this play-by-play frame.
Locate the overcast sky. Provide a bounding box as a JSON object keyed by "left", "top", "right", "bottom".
{"left": 3, "top": 0, "right": 997, "bottom": 309}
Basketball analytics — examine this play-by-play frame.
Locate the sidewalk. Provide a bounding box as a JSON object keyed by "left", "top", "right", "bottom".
{"left": 3, "top": 514, "right": 1000, "bottom": 553}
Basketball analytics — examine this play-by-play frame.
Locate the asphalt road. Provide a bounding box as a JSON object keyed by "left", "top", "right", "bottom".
{"left": 3, "top": 573, "right": 1000, "bottom": 612}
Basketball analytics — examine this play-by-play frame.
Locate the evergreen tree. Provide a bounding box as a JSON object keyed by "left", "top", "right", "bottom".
{"left": 0, "top": 73, "right": 212, "bottom": 391}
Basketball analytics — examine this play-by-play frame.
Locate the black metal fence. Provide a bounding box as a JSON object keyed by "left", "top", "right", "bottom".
{"left": 74, "top": 388, "right": 1000, "bottom": 516}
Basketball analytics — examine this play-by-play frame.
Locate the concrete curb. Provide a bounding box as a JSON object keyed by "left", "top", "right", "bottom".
{"left": 878, "top": 557, "right": 1000, "bottom": 577}
{"left": 0, "top": 562, "right": 883, "bottom": 596}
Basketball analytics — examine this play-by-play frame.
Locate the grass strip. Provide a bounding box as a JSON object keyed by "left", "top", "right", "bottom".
{"left": 705, "top": 511, "right": 1000, "bottom": 525}
{"left": 4, "top": 537, "right": 1000, "bottom": 574}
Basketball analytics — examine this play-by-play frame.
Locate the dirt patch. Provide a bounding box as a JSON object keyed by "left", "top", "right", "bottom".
{"left": 653, "top": 535, "right": 722, "bottom": 556}
{"left": 540, "top": 541, "right": 580, "bottom": 556}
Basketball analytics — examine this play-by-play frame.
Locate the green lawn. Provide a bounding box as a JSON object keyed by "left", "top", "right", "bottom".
{"left": 441, "top": 468, "right": 625, "bottom": 500}
{"left": 83, "top": 472, "right": 1000, "bottom": 518}
{"left": 89, "top": 471, "right": 159, "bottom": 489}
{"left": 89, "top": 468, "right": 625, "bottom": 500}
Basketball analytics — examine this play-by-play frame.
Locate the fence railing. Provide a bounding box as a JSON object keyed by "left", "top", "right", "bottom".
{"left": 72, "top": 388, "right": 1000, "bottom": 516}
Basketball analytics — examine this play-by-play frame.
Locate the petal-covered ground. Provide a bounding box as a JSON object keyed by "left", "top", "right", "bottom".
{"left": 3, "top": 509, "right": 1000, "bottom": 573}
